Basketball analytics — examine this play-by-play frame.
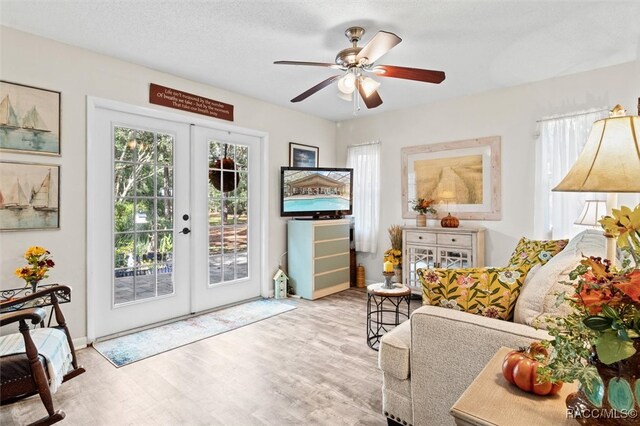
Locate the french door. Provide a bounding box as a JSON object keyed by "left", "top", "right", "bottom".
{"left": 88, "top": 101, "right": 264, "bottom": 339}
{"left": 190, "top": 127, "right": 262, "bottom": 312}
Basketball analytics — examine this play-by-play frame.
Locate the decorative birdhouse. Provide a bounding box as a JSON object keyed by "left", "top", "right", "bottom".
{"left": 273, "top": 268, "right": 289, "bottom": 299}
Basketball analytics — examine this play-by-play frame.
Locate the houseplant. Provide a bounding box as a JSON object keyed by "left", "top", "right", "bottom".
{"left": 14, "top": 246, "right": 55, "bottom": 292}
{"left": 386, "top": 225, "right": 403, "bottom": 283}
{"left": 411, "top": 198, "right": 436, "bottom": 227}
{"left": 539, "top": 205, "right": 640, "bottom": 423}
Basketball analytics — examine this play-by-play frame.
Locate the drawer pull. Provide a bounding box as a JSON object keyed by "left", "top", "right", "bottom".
{"left": 418, "top": 236, "right": 423, "bottom": 239}
{"left": 451, "top": 238, "right": 456, "bottom": 242}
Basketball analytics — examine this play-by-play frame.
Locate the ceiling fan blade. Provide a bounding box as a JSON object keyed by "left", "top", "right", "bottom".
{"left": 372, "top": 65, "right": 446, "bottom": 84}
{"left": 291, "top": 75, "right": 341, "bottom": 103}
{"left": 356, "top": 31, "right": 402, "bottom": 65}
{"left": 274, "top": 60, "right": 342, "bottom": 69}
{"left": 357, "top": 81, "right": 383, "bottom": 109}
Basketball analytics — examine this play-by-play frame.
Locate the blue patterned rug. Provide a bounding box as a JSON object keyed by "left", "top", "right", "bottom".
{"left": 93, "top": 299, "right": 295, "bottom": 367}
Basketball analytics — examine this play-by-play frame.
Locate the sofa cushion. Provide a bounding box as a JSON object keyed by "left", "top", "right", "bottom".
{"left": 513, "top": 229, "right": 606, "bottom": 327}
{"left": 419, "top": 264, "right": 532, "bottom": 321}
{"left": 508, "top": 236, "right": 568, "bottom": 267}
{"left": 378, "top": 320, "right": 411, "bottom": 380}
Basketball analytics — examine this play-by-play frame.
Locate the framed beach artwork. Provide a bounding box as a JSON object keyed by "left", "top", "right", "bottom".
{"left": 0, "top": 81, "right": 61, "bottom": 155}
{"left": 289, "top": 142, "right": 319, "bottom": 167}
{"left": 0, "top": 161, "right": 60, "bottom": 231}
{"left": 401, "top": 136, "right": 501, "bottom": 220}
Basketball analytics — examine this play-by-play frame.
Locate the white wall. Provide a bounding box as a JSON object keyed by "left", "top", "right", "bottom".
{"left": 0, "top": 26, "right": 337, "bottom": 340}
{"left": 336, "top": 61, "right": 639, "bottom": 280}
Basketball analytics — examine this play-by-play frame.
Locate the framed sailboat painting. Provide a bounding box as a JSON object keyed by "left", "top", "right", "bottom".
{"left": 0, "top": 81, "right": 61, "bottom": 155}
{"left": 0, "top": 161, "right": 60, "bottom": 230}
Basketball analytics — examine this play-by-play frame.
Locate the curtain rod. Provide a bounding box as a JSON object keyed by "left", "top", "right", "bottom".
{"left": 347, "top": 140, "right": 381, "bottom": 147}
{"left": 536, "top": 107, "right": 609, "bottom": 123}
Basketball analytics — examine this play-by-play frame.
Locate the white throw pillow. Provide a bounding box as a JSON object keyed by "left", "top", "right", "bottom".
{"left": 513, "top": 229, "right": 606, "bottom": 327}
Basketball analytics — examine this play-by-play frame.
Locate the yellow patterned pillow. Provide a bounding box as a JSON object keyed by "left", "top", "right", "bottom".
{"left": 508, "top": 237, "right": 568, "bottom": 267}
{"left": 418, "top": 265, "right": 532, "bottom": 320}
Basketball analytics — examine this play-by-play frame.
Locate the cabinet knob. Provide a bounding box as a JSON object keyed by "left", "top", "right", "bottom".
{"left": 451, "top": 238, "right": 456, "bottom": 242}
{"left": 418, "top": 236, "right": 423, "bottom": 239}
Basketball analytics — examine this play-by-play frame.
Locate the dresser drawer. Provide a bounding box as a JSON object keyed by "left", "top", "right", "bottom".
{"left": 405, "top": 231, "right": 437, "bottom": 245}
{"left": 314, "top": 268, "right": 350, "bottom": 291}
{"left": 314, "top": 223, "right": 350, "bottom": 241}
{"left": 314, "top": 253, "right": 349, "bottom": 275}
{"left": 315, "top": 239, "right": 349, "bottom": 257}
{"left": 437, "top": 233, "right": 472, "bottom": 247}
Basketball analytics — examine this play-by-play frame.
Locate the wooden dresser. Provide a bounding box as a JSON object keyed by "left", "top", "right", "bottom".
{"left": 402, "top": 226, "right": 485, "bottom": 293}
{"left": 287, "top": 219, "right": 351, "bottom": 300}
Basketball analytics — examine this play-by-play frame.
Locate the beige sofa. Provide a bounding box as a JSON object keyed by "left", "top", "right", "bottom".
{"left": 378, "top": 230, "right": 606, "bottom": 426}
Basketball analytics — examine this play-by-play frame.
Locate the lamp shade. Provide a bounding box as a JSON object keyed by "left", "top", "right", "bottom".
{"left": 574, "top": 200, "right": 607, "bottom": 227}
{"left": 552, "top": 115, "right": 640, "bottom": 192}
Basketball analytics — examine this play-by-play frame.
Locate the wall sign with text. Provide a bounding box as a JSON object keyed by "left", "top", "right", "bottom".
{"left": 149, "top": 83, "right": 234, "bottom": 122}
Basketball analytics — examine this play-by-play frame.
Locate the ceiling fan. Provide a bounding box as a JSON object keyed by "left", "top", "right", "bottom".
{"left": 274, "top": 26, "right": 446, "bottom": 110}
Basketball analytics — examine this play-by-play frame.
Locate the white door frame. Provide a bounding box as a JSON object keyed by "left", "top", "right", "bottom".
{"left": 86, "top": 96, "right": 269, "bottom": 343}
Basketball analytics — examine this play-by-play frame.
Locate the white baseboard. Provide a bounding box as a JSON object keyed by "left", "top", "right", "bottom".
{"left": 73, "top": 336, "right": 88, "bottom": 349}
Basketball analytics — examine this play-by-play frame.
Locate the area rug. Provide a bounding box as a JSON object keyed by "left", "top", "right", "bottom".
{"left": 93, "top": 299, "right": 295, "bottom": 367}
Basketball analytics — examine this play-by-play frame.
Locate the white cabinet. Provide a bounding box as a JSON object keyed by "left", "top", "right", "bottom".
{"left": 402, "top": 226, "right": 485, "bottom": 293}
{"left": 288, "top": 219, "right": 351, "bottom": 300}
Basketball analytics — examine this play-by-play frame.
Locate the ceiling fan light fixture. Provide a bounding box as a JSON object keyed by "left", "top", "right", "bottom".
{"left": 337, "top": 72, "right": 356, "bottom": 94}
{"left": 360, "top": 76, "right": 380, "bottom": 97}
{"left": 337, "top": 90, "right": 352, "bottom": 102}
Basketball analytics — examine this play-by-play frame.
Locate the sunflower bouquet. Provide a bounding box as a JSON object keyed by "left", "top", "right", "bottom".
{"left": 14, "top": 246, "right": 55, "bottom": 288}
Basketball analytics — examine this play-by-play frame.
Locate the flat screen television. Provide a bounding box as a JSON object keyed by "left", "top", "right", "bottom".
{"left": 280, "top": 167, "right": 353, "bottom": 218}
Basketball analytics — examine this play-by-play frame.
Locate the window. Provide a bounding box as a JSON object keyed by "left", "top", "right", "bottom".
{"left": 346, "top": 142, "right": 380, "bottom": 253}
{"left": 534, "top": 108, "right": 639, "bottom": 239}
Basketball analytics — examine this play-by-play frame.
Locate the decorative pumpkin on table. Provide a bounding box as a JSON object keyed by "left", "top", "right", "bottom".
{"left": 440, "top": 213, "right": 460, "bottom": 228}
{"left": 502, "top": 342, "right": 563, "bottom": 396}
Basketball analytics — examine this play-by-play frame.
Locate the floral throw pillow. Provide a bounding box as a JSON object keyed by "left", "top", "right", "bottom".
{"left": 508, "top": 237, "right": 568, "bottom": 267}
{"left": 418, "top": 265, "right": 532, "bottom": 321}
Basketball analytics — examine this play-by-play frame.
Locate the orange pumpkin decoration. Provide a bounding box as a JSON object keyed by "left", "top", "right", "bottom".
{"left": 502, "top": 342, "right": 563, "bottom": 396}
{"left": 440, "top": 213, "right": 460, "bottom": 228}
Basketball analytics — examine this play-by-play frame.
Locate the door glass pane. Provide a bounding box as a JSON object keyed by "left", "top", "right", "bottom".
{"left": 208, "top": 140, "right": 248, "bottom": 284}
{"left": 113, "top": 126, "right": 175, "bottom": 305}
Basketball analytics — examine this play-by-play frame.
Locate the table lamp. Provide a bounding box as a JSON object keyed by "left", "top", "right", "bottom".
{"left": 574, "top": 200, "right": 607, "bottom": 228}
{"left": 553, "top": 105, "right": 640, "bottom": 261}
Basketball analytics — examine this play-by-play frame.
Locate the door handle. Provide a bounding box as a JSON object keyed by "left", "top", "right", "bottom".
{"left": 179, "top": 227, "right": 191, "bottom": 234}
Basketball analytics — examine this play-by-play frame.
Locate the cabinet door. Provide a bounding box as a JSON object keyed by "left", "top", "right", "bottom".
{"left": 406, "top": 245, "right": 437, "bottom": 289}
{"left": 438, "top": 248, "right": 473, "bottom": 269}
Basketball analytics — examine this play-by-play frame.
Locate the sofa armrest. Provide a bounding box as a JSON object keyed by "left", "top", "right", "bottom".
{"left": 409, "top": 305, "right": 550, "bottom": 426}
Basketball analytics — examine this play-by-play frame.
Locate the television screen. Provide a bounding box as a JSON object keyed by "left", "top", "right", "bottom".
{"left": 281, "top": 167, "right": 353, "bottom": 217}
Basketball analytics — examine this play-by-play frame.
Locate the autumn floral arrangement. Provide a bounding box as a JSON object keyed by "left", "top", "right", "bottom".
{"left": 14, "top": 246, "right": 55, "bottom": 290}
{"left": 538, "top": 205, "right": 640, "bottom": 389}
{"left": 411, "top": 198, "right": 437, "bottom": 215}
{"left": 384, "top": 225, "right": 403, "bottom": 270}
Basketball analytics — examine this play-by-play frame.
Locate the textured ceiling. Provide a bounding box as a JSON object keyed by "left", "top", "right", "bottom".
{"left": 1, "top": 1, "right": 639, "bottom": 122}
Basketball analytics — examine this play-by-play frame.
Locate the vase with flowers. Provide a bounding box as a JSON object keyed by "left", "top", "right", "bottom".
{"left": 14, "top": 246, "right": 55, "bottom": 293}
{"left": 538, "top": 205, "right": 640, "bottom": 424}
{"left": 411, "top": 198, "right": 437, "bottom": 227}
{"left": 386, "top": 225, "right": 403, "bottom": 283}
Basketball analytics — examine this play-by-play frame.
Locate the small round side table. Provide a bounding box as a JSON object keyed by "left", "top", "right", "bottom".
{"left": 366, "top": 283, "right": 411, "bottom": 351}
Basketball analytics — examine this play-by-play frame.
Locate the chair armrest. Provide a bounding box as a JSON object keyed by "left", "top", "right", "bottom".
{"left": 409, "top": 305, "right": 550, "bottom": 426}
{"left": 0, "top": 307, "right": 47, "bottom": 327}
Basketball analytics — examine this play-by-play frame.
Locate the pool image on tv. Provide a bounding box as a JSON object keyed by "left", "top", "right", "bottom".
{"left": 282, "top": 169, "right": 351, "bottom": 213}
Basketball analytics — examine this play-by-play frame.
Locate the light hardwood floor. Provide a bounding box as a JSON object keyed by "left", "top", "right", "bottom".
{"left": 1, "top": 288, "right": 414, "bottom": 425}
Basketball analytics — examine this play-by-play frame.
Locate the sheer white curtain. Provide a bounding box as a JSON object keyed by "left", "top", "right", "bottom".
{"left": 346, "top": 142, "right": 381, "bottom": 253}
{"left": 534, "top": 108, "right": 639, "bottom": 239}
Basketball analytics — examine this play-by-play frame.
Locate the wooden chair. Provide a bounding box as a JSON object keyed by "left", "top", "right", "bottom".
{"left": 0, "top": 285, "right": 85, "bottom": 426}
